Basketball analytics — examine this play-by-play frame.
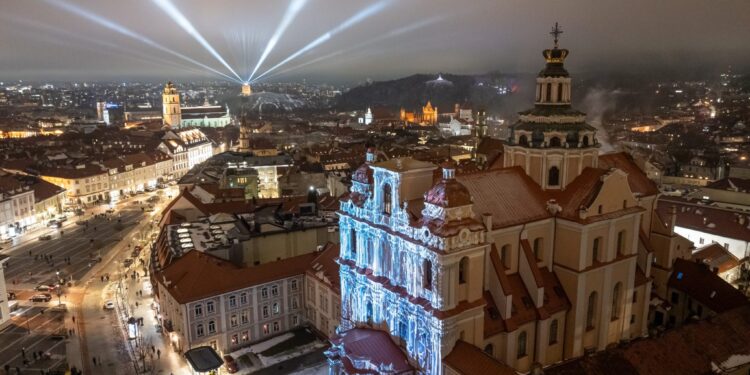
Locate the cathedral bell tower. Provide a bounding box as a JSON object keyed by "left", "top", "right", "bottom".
{"left": 162, "top": 81, "right": 182, "bottom": 128}
{"left": 504, "top": 23, "right": 599, "bottom": 189}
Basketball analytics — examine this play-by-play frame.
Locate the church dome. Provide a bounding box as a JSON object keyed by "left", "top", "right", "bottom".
{"left": 424, "top": 164, "right": 472, "bottom": 208}
{"left": 352, "top": 147, "right": 376, "bottom": 184}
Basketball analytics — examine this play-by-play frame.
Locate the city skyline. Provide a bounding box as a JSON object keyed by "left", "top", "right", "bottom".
{"left": 1, "top": 0, "right": 749, "bottom": 82}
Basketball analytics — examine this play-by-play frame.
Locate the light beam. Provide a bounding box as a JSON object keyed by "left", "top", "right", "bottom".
{"left": 151, "top": 0, "right": 243, "bottom": 82}
{"left": 251, "top": 0, "right": 391, "bottom": 82}
{"left": 248, "top": 0, "right": 307, "bottom": 82}
{"left": 45, "top": 0, "right": 242, "bottom": 83}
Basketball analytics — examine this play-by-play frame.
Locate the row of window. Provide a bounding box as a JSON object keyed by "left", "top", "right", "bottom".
{"left": 195, "top": 281, "right": 299, "bottom": 317}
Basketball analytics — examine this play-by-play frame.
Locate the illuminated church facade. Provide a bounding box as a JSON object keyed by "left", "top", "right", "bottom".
{"left": 400, "top": 101, "right": 439, "bottom": 125}
{"left": 161, "top": 82, "right": 232, "bottom": 128}
{"left": 328, "top": 25, "right": 693, "bottom": 374}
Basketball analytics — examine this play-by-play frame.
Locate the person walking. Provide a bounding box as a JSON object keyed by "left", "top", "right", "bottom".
{"left": 157, "top": 349, "right": 161, "bottom": 359}
{"left": 92, "top": 357, "right": 96, "bottom": 366}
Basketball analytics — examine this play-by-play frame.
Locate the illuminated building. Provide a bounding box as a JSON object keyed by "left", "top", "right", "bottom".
{"left": 162, "top": 81, "right": 182, "bottom": 128}
{"left": 400, "top": 101, "right": 439, "bottom": 125}
{"left": 241, "top": 83, "right": 253, "bottom": 96}
{"left": 328, "top": 24, "right": 706, "bottom": 374}
{"left": 158, "top": 128, "right": 214, "bottom": 178}
{"left": 0, "top": 256, "right": 9, "bottom": 330}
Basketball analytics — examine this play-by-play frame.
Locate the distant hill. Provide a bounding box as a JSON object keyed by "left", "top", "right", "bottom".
{"left": 336, "top": 72, "right": 531, "bottom": 115}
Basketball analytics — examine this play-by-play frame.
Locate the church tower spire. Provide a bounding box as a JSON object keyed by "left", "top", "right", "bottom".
{"left": 503, "top": 23, "right": 600, "bottom": 189}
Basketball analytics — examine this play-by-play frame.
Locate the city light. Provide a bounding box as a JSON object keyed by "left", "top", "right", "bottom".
{"left": 251, "top": 0, "right": 392, "bottom": 82}
{"left": 45, "top": 0, "right": 243, "bottom": 83}
{"left": 247, "top": 0, "right": 308, "bottom": 82}
{"left": 151, "top": 0, "right": 243, "bottom": 82}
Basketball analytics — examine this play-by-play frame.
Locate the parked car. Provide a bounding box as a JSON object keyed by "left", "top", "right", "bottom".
{"left": 75, "top": 209, "right": 85, "bottom": 216}
{"left": 39, "top": 235, "right": 52, "bottom": 241}
{"left": 30, "top": 294, "right": 52, "bottom": 302}
{"left": 47, "top": 220, "right": 60, "bottom": 228}
{"left": 223, "top": 355, "right": 238, "bottom": 374}
{"left": 56, "top": 216, "right": 68, "bottom": 223}
{"left": 103, "top": 300, "right": 115, "bottom": 310}
{"left": 122, "top": 258, "right": 134, "bottom": 267}
{"left": 75, "top": 220, "right": 88, "bottom": 226}
{"left": 105, "top": 208, "right": 115, "bottom": 214}
{"left": 35, "top": 284, "right": 55, "bottom": 292}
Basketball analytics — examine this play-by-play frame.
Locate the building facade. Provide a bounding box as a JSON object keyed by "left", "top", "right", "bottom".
{"left": 329, "top": 26, "right": 674, "bottom": 374}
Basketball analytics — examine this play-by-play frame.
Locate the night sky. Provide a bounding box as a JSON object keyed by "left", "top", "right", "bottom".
{"left": 1, "top": 0, "right": 749, "bottom": 82}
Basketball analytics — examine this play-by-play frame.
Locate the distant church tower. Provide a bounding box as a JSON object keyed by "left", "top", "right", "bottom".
{"left": 503, "top": 22, "right": 599, "bottom": 189}
{"left": 241, "top": 83, "right": 252, "bottom": 97}
{"left": 162, "top": 81, "right": 182, "bottom": 128}
{"left": 237, "top": 116, "right": 251, "bottom": 152}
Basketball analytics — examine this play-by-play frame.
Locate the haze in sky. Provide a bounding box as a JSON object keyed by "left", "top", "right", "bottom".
{"left": 1, "top": 0, "right": 749, "bottom": 82}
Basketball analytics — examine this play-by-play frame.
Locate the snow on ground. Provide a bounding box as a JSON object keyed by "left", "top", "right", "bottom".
{"left": 247, "top": 332, "right": 295, "bottom": 353}
{"left": 289, "top": 362, "right": 328, "bottom": 375}
{"left": 257, "top": 341, "right": 326, "bottom": 367}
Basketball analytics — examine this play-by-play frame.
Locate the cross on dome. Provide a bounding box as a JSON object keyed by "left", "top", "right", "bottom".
{"left": 550, "top": 22, "right": 563, "bottom": 48}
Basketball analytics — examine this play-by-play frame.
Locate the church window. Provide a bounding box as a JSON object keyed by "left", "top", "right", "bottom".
{"left": 382, "top": 183, "right": 392, "bottom": 215}
{"left": 533, "top": 238, "right": 544, "bottom": 261}
{"left": 548, "top": 166, "right": 560, "bottom": 186}
{"left": 350, "top": 229, "right": 357, "bottom": 256}
{"left": 517, "top": 331, "right": 527, "bottom": 358}
{"left": 582, "top": 135, "right": 590, "bottom": 147}
{"left": 549, "top": 319, "right": 559, "bottom": 345}
{"left": 558, "top": 83, "right": 564, "bottom": 102}
{"left": 501, "top": 244, "right": 511, "bottom": 269}
{"left": 459, "top": 257, "right": 469, "bottom": 284}
{"left": 549, "top": 137, "right": 561, "bottom": 147}
{"left": 423, "top": 259, "right": 433, "bottom": 290}
{"left": 519, "top": 134, "right": 528, "bottom": 146}
{"left": 617, "top": 230, "right": 626, "bottom": 255}
{"left": 546, "top": 83, "right": 552, "bottom": 102}
{"left": 592, "top": 237, "right": 602, "bottom": 263}
{"left": 587, "top": 292, "right": 598, "bottom": 330}
{"left": 612, "top": 283, "right": 622, "bottom": 320}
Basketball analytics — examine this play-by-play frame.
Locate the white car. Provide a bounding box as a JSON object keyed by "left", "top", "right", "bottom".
{"left": 103, "top": 301, "right": 115, "bottom": 310}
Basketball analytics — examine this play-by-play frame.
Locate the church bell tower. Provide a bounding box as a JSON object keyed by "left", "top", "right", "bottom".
{"left": 162, "top": 81, "right": 182, "bottom": 128}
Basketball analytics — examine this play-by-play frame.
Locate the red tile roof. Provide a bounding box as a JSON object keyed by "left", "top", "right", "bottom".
{"left": 444, "top": 340, "right": 516, "bottom": 375}
{"left": 456, "top": 167, "right": 551, "bottom": 229}
{"left": 657, "top": 197, "right": 750, "bottom": 242}
{"left": 329, "top": 328, "right": 413, "bottom": 374}
{"left": 424, "top": 177, "right": 473, "bottom": 208}
{"left": 599, "top": 152, "right": 659, "bottom": 197}
{"left": 692, "top": 243, "right": 741, "bottom": 274}
{"left": 667, "top": 258, "right": 748, "bottom": 313}
{"left": 307, "top": 242, "right": 341, "bottom": 293}
{"left": 157, "top": 250, "right": 316, "bottom": 304}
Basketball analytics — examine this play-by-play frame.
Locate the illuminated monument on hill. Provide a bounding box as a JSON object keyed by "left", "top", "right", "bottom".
{"left": 241, "top": 83, "right": 253, "bottom": 97}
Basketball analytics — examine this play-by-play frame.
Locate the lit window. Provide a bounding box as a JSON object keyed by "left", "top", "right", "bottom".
{"left": 196, "top": 324, "right": 204, "bottom": 337}
{"left": 206, "top": 301, "right": 214, "bottom": 314}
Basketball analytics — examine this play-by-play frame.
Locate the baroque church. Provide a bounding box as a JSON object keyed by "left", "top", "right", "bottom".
{"left": 328, "top": 24, "right": 699, "bottom": 374}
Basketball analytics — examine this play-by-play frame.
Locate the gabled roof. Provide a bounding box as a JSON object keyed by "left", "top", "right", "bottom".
{"left": 692, "top": 243, "right": 741, "bottom": 274}
{"left": 456, "top": 167, "right": 551, "bottom": 229}
{"left": 657, "top": 197, "right": 750, "bottom": 243}
{"left": 599, "top": 152, "right": 659, "bottom": 197}
{"left": 158, "top": 250, "right": 316, "bottom": 304}
{"left": 667, "top": 258, "right": 748, "bottom": 313}
{"left": 329, "top": 328, "right": 413, "bottom": 375}
{"left": 444, "top": 340, "right": 516, "bottom": 375}
{"left": 306, "top": 242, "right": 341, "bottom": 293}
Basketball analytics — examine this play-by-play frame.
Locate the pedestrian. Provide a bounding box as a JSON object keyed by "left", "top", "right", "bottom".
{"left": 151, "top": 345, "right": 155, "bottom": 354}
{"left": 72, "top": 316, "right": 75, "bottom": 323}
{"left": 15, "top": 367, "right": 20, "bottom": 375}
{"left": 157, "top": 349, "right": 161, "bottom": 359}
{"left": 33, "top": 352, "right": 38, "bottom": 361}
{"left": 4, "top": 364, "right": 9, "bottom": 374}
{"left": 21, "top": 347, "right": 25, "bottom": 359}
{"left": 92, "top": 357, "right": 96, "bottom": 366}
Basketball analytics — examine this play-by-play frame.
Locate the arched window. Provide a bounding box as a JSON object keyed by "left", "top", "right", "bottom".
{"left": 558, "top": 83, "right": 564, "bottom": 102}
{"left": 545, "top": 83, "right": 552, "bottom": 102}
{"left": 536, "top": 84, "right": 541, "bottom": 102}
{"left": 484, "top": 344, "right": 494, "bottom": 355}
{"left": 617, "top": 230, "right": 626, "bottom": 255}
{"left": 592, "top": 237, "right": 602, "bottom": 263}
{"left": 519, "top": 134, "right": 528, "bottom": 146}
{"left": 423, "top": 259, "right": 433, "bottom": 290}
{"left": 517, "top": 331, "right": 527, "bottom": 358}
{"left": 533, "top": 238, "right": 544, "bottom": 261}
{"left": 548, "top": 137, "right": 561, "bottom": 147}
{"left": 382, "top": 184, "right": 392, "bottom": 215}
{"left": 582, "top": 135, "right": 590, "bottom": 147}
{"left": 501, "top": 244, "right": 511, "bottom": 269}
{"left": 586, "top": 292, "right": 598, "bottom": 330}
{"left": 548, "top": 166, "right": 560, "bottom": 186}
{"left": 549, "top": 319, "right": 559, "bottom": 345}
{"left": 350, "top": 229, "right": 357, "bottom": 256}
{"left": 459, "top": 257, "right": 469, "bottom": 284}
{"left": 366, "top": 301, "right": 373, "bottom": 324}
{"left": 612, "top": 283, "right": 622, "bottom": 320}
